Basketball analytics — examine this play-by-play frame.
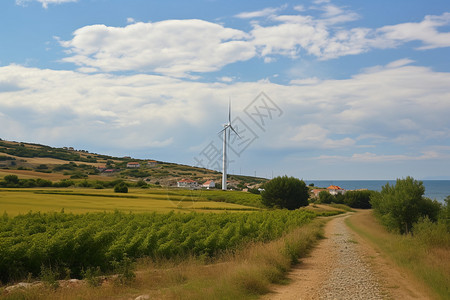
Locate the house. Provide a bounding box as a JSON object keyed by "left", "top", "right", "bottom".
{"left": 327, "top": 185, "right": 345, "bottom": 195}
{"left": 97, "top": 165, "right": 107, "bottom": 172}
{"left": 177, "top": 178, "right": 198, "bottom": 188}
{"left": 103, "top": 169, "right": 118, "bottom": 174}
{"left": 127, "top": 162, "right": 140, "bottom": 168}
{"left": 311, "top": 188, "right": 327, "bottom": 198}
{"left": 148, "top": 160, "right": 158, "bottom": 167}
{"left": 202, "top": 180, "right": 215, "bottom": 189}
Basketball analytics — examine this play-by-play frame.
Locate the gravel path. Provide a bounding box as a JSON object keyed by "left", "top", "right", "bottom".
{"left": 317, "top": 215, "right": 383, "bottom": 299}
{"left": 263, "top": 214, "right": 384, "bottom": 300}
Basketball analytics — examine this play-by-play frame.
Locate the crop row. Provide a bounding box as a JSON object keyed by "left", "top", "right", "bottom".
{"left": 0, "top": 209, "right": 337, "bottom": 283}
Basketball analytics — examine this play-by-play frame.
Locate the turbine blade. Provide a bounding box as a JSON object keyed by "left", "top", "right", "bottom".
{"left": 229, "top": 125, "right": 241, "bottom": 138}
{"left": 228, "top": 97, "right": 231, "bottom": 124}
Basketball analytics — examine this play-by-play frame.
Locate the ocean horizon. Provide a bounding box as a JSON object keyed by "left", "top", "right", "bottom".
{"left": 305, "top": 180, "right": 450, "bottom": 203}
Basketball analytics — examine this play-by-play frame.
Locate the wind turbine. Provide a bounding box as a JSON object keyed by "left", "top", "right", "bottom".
{"left": 219, "top": 99, "right": 239, "bottom": 191}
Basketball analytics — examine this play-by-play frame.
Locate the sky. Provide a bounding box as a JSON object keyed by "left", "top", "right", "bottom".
{"left": 1, "top": 0, "right": 450, "bottom": 180}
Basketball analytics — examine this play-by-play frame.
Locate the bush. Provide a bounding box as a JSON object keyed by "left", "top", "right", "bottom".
{"left": 343, "top": 190, "right": 373, "bottom": 209}
{"left": 413, "top": 217, "right": 450, "bottom": 247}
{"left": 82, "top": 266, "right": 102, "bottom": 287}
{"left": 261, "top": 176, "right": 309, "bottom": 210}
{"left": 4, "top": 175, "right": 19, "bottom": 184}
{"left": 318, "top": 191, "right": 334, "bottom": 204}
{"left": 114, "top": 182, "right": 128, "bottom": 193}
{"left": 370, "top": 176, "right": 441, "bottom": 234}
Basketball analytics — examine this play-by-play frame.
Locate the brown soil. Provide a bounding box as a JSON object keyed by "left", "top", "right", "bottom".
{"left": 262, "top": 211, "right": 432, "bottom": 299}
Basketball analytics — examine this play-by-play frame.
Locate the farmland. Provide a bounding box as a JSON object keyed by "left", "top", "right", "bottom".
{"left": 0, "top": 188, "right": 263, "bottom": 216}
{"left": 0, "top": 139, "right": 340, "bottom": 298}
{"left": 0, "top": 201, "right": 338, "bottom": 284}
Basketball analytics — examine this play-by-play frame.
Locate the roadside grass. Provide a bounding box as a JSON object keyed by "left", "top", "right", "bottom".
{"left": 327, "top": 203, "right": 354, "bottom": 212}
{"left": 1, "top": 217, "right": 328, "bottom": 300}
{"left": 0, "top": 188, "right": 258, "bottom": 215}
{"left": 346, "top": 211, "right": 449, "bottom": 300}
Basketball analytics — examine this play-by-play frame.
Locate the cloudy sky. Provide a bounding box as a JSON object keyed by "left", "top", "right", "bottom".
{"left": 1, "top": 0, "right": 450, "bottom": 180}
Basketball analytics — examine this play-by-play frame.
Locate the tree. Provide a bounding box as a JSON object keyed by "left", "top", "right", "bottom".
{"left": 370, "top": 176, "right": 441, "bottom": 234}
{"left": 4, "top": 175, "right": 19, "bottom": 185}
{"left": 318, "top": 190, "right": 334, "bottom": 204}
{"left": 343, "top": 190, "right": 373, "bottom": 208}
{"left": 114, "top": 182, "right": 128, "bottom": 193}
{"left": 261, "top": 176, "right": 309, "bottom": 210}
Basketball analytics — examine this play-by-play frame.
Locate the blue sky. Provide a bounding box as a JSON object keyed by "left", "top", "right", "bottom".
{"left": 1, "top": 0, "right": 450, "bottom": 180}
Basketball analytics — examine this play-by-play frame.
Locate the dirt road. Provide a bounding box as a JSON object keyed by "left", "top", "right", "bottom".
{"left": 262, "top": 212, "right": 431, "bottom": 300}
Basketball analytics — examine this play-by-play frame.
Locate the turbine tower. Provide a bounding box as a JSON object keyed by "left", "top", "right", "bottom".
{"left": 220, "top": 99, "right": 239, "bottom": 191}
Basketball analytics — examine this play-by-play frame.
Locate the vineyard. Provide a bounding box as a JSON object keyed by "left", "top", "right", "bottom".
{"left": 0, "top": 209, "right": 338, "bottom": 284}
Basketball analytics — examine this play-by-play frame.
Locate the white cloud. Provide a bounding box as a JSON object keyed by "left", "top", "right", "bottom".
{"left": 218, "top": 76, "right": 234, "bottom": 82}
{"left": 248, "top": 6, "right": 449, "bottom": 61}
{"left": 318, "top": 149, "right": 449, "bottom": 163}
{"left": 60, "top": 20, "right": 255, "bottom": 77}
{"left": 1, "top": 60, "right": 449, "bottom": 162}
{"left": 289, "top": 124, "right": 355, "bottom": 149}
{"left": 16, "top": 0, "right": 78, "bottom": 9}
{"left": 56, "top": 2, "right": 450, "bottom": 76}
{"left": 235, "top": 6, "right": 284, "bottom": 19}
{"left": 289, "top": 77, "right": 321, "bottom": 85}
{"left": 378, "top": 13, "right": 450, "bottom": 50}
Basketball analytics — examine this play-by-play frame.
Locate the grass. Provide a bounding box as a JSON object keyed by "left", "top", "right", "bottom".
{"left": 346, "top": 210, "right": 450, "bottom": 300}
{"left": 0, "top": 187, "right": 259, "bottom": 215}
{"left": 1, "top": 217, "right": 328, "bottom": 300}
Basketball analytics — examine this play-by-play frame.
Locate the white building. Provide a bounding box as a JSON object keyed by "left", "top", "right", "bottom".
{"left": 127, "top": 162, "right": 140, "bottom": 168}
{"left": 177, "top": 178, "right": 198, "bottom": 188}
{"left": 327, "top": 185, "right": 345, "bottom": 195}
{"left": 202, "top": 180, "right": 215, "bottom": 189}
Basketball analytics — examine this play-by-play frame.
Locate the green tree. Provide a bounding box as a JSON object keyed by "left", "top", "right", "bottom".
{"left": 318, "top": 190, "right": 334, "bottom": 204}
{"left": 114, "top": 182, "right": 128, "bottom": 193}
{"left": 370, "top": 176, "right": 441, "bottom": 234}
{"left": 343, "top": 190, "right": 373, "bottom": 208}
{"left": 4, "top": 175, "right": 19, "bottom": 184}
{"left": 261, "top": 176, "right": 309, "bottom": 210}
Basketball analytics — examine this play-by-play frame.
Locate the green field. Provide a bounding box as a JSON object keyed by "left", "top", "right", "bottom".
{"left": 0, "top": 187, "right": 261, "bottom": 215}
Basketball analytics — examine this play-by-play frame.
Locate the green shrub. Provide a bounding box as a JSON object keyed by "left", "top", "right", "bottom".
{"left": 114, "top": 183, "right": 128, "bottom": 193}
{"left": 40, "top": 265, "right": 60, "bottom": 289}
{"left": 112, "top": 254, "right": 135, "bottom": 285}
{"left": 82, "top": 266, "right": 102, "bottom": 287}
{"left": 318, "top": 191, "right": 333, "bottom": 204}
{"left": 413, "top": 217, "right": 450, "bottom": 248}
{"left": 370, "top": 176, "right": 442, "bottom": 234}
{"left": 261, "top": 176, "right": 309, "bottom": 210}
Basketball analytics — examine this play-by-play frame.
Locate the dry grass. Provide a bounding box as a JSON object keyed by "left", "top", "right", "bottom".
{"left": 1, "top": 218, "right": 328, "bottom": 300}
{"left": 346, "top": 210, "right": 450, "bottom": 300}
{"left": 0, "top": 169, "right": 69, "bottom": 181}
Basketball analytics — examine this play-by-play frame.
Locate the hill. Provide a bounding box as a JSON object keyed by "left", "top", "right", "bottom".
{"left": 0, "top": 139, "right": 267, "bottom": 189}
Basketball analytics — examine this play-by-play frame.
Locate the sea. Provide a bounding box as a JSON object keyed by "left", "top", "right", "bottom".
{"left": 304, "top": 180, "right": 450, "bottom": 203}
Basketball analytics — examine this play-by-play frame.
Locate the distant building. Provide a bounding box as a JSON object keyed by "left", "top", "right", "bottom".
{"left": 97, "top": 165, "right": 107, "bottom": 172}
{"left": 148, "top": 160, "right": 158, "bottom": 167}
{"left": 311, "top": 188, "right": 327, "bottom": 198}
{"left": 103, "top": 169, "right": 118, "bottom": 174}
{"left": 177, "top": 178, "right": 198, "bottom": 188}
{"left": 127, "top": 162, "right": 140, "bottom": 168}
{"left": 327, "top": 185, "right": 345, "bottom": 195}
{"left": 202, "top": 180, "right": 215, "bottom": 189}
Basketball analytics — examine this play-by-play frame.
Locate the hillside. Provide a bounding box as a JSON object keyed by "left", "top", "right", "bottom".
{"left": 0, "top": 139, "right": 267, "bottom": 188}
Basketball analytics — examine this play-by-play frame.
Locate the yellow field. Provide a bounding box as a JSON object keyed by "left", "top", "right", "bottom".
{"left": 0, "top": 188, "right": 258, "bottom": 215}
{"left": 0, "top": 169, "right": 120, "bottom": 181}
